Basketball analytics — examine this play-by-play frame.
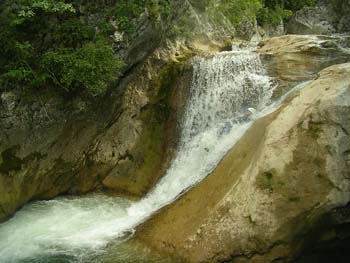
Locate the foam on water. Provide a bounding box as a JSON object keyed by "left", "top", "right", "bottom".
{"left": 0, "top": 195, "right": 133, "bottom": 262}
{"left": 0, "top": 51, "right": 304, "bottom": 262}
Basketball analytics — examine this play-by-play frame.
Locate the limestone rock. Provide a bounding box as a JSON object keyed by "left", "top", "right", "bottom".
{"left": 0, "top": 47, "right": 184, "bottom": 222}
{"left": 286, "top": 6, "right": 336, "bottom": 35}
{"left": 0, "top": 27, "right": 227, "bottom": 223}
{"left": 287, "top": 1, "right": 350, "bottom": 35}
{"left": 258, "top": 34, "right": 350, "bottom": 97}
{"left": 137, "top": 63, "right": 350, "bottom": 263}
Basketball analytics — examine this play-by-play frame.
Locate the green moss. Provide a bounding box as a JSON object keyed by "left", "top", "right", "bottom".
{"left": 256, "top": 170, "right": 275, "bottom": 192}
{"left": 23, "top": 151, "right": 46, "bottom": 163}
{"left": 53, "top": 157, "right": 73, "bottom": 171}
{"left": 324, "top": 145, "right": 334, "bottom": 156}
{"left": 288, "top": 196, "right": 301, "bottom": 202}
{"left": 309, "top": 123, "right": 323, "bottom": 139}
{"left": 210, "top": 0, "right": 262, "bottom": 26}
{"left": 153, "top": 62, "right": 182, "bottom": 103}
{"left": 0, "top": 146, "right": 46, "bottom": 175}
{"left": 0, "top": 146, "right": 23, "bottom": 174}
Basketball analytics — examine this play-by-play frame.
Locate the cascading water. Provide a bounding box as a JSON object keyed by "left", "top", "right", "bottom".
{"left": 127, "top": 52, "right": 275, "bottom": 217}
{"left": 0, "top": 50, "right": 296, "bottom": 263}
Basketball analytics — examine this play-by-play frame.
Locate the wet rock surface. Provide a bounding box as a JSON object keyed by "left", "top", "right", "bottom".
{"left": 137, "top": 62, "right": 350, "bottom": 263}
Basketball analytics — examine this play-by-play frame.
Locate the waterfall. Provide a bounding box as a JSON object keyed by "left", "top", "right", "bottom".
{"left": 0, "top": 51, "right": 286, "bottom": 263}
{"left": 127, "top": 52, "right": 274, "bottom": 217}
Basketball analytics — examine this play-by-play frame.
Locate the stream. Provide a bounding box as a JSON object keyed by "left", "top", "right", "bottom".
{"left": 0, "top": 50, "right": 305, "bottom": 263}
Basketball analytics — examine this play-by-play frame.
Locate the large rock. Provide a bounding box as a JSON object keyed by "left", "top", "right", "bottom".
{"left": 0, "top": 0, "right": 243, "bottom": 223}
{"left": 137, "top": 63, "right": 350, "bottom": 262}
{"left": 258, "top": 34, "right": 350, "bottom": 97}
{"left": 0, "top": 42, "right": 192, "bottom": 222}
{"left": 287, "top": 1, "right": 350, "bottom": 35}
{"left": 286, "top": 6, "right": 336, "bottom": 35}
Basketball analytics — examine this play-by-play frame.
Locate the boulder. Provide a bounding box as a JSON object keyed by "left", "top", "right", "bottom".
{"left": 137, "top": 63, "right": 350, "bottom": 263}
{"left": 258, "top": 34, "right": 350, "bottom": 97}
{"left": 287, "top": 1, "right": 350, "bottom": 35}
{"left": 286, "top": 6, "right": 336, "bottom": 35}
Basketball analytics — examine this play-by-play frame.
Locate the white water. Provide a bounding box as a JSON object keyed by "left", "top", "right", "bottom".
{"left": 0, "top": 195, "right": 133, "bottom": 262}
{"left": 0, "top": 51, "right": 300, "bottom": 263}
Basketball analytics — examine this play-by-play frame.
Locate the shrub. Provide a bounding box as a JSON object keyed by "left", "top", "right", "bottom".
{"left": 257, "top": 0, "right": 317, "bottom": 26}
{"left": 41, "top": 41, "right": 124, "bottom": 97}
{"left": 257, "top": 6, "right": 292, "bottom": 26}
{"left": 216, "top": 0, "right": 263, "bottom": 25}
{"left": 0, "top": 0, "right": 124, "bottom": 97}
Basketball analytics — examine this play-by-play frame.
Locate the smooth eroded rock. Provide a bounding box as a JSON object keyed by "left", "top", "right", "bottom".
{"left": 137, "top": 63, "right": 350, "bottom": 263}
{"left": 258, "top": 34, "right": 350, "bottom": 97}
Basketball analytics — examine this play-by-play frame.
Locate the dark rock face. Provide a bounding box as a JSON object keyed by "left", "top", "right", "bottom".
{"left": 287, "top": 1, "right": 350, "bottom": 35}
{"left": 293, "top": 204, "right": 350, "bottom": 263}
{"left": 286, "top": 6, "right": 336, "bottom": 35}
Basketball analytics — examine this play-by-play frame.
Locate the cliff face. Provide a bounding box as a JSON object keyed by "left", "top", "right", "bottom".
{"left": 0, "top": 0, "right": 238, "bottom": 222}
{"left": 0, "top": 42, "right": 194, "bottom": 222}
{"left": 259, "top": 34, "right": 350, "bottom": 96}
{"left": 287, "top": 1, "right": 350, "bottom": 35}
{"left": 137, "top": 61, "right": 350, "bottom": 263}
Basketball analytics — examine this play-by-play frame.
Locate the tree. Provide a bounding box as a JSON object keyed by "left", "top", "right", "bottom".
{"left": 0, "top": 0, "right": 124, "bottom": 97}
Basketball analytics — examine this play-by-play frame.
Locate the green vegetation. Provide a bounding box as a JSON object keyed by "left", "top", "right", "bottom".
{"left": 330, "top": 0, "right": 350, "bottom": 28}
{"left": 215, "top": 0, "right": 262, "bottom": 25}
{"left": 256, "top": 171, "right": 274, "bottom": 192}
{"left": 210, "top": 0, "right": 317, "bottom": 27}
{"left": 257, "top": 6, "right": 292, "bottom": 26}
{"left": 0, "top": 0, "right": 322, "bottom": 97}
{"left": 41, "top": 41, "right": 124, "bottom": 96}
{"left": 0, "top": 0, "right": 170, "bottom": 97}
{"left": 0, "top": 0, "right": 126, "bottom": 97}
{"left": 257, "top": 0, "right": 317, "bottom": 25}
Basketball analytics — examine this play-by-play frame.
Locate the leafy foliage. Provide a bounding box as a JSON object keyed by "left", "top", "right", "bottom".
{"left": 0, "top": 0, "right": 123, "bottom": 97}
{"left": 0, "top": 0, "right": 320, "bottom": 97}
{"left": 209, "top": 0, "right": 317, "bottom": 27}
{"left": 216, "top": 0, "right": 262, "bottom": 25}
{"left": 112, "top": 0, "right": 171, "bottom": 34}
{"left": 114, "top": 0, "right": 145, "bottom": 34}
{"left": 329, "top": 0, "right": 350, "bottom": 16}
{"left": 257, "top": 6, "right": 292, "bottom": 26}
{"left": 257, "top": 0, "right": 317, "bottom": 25}
{"left": 0, "top": 0, "right": 177, "bottom": 97}
{"left": 41, "top": 41, "right": 124, "bottom": 96}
